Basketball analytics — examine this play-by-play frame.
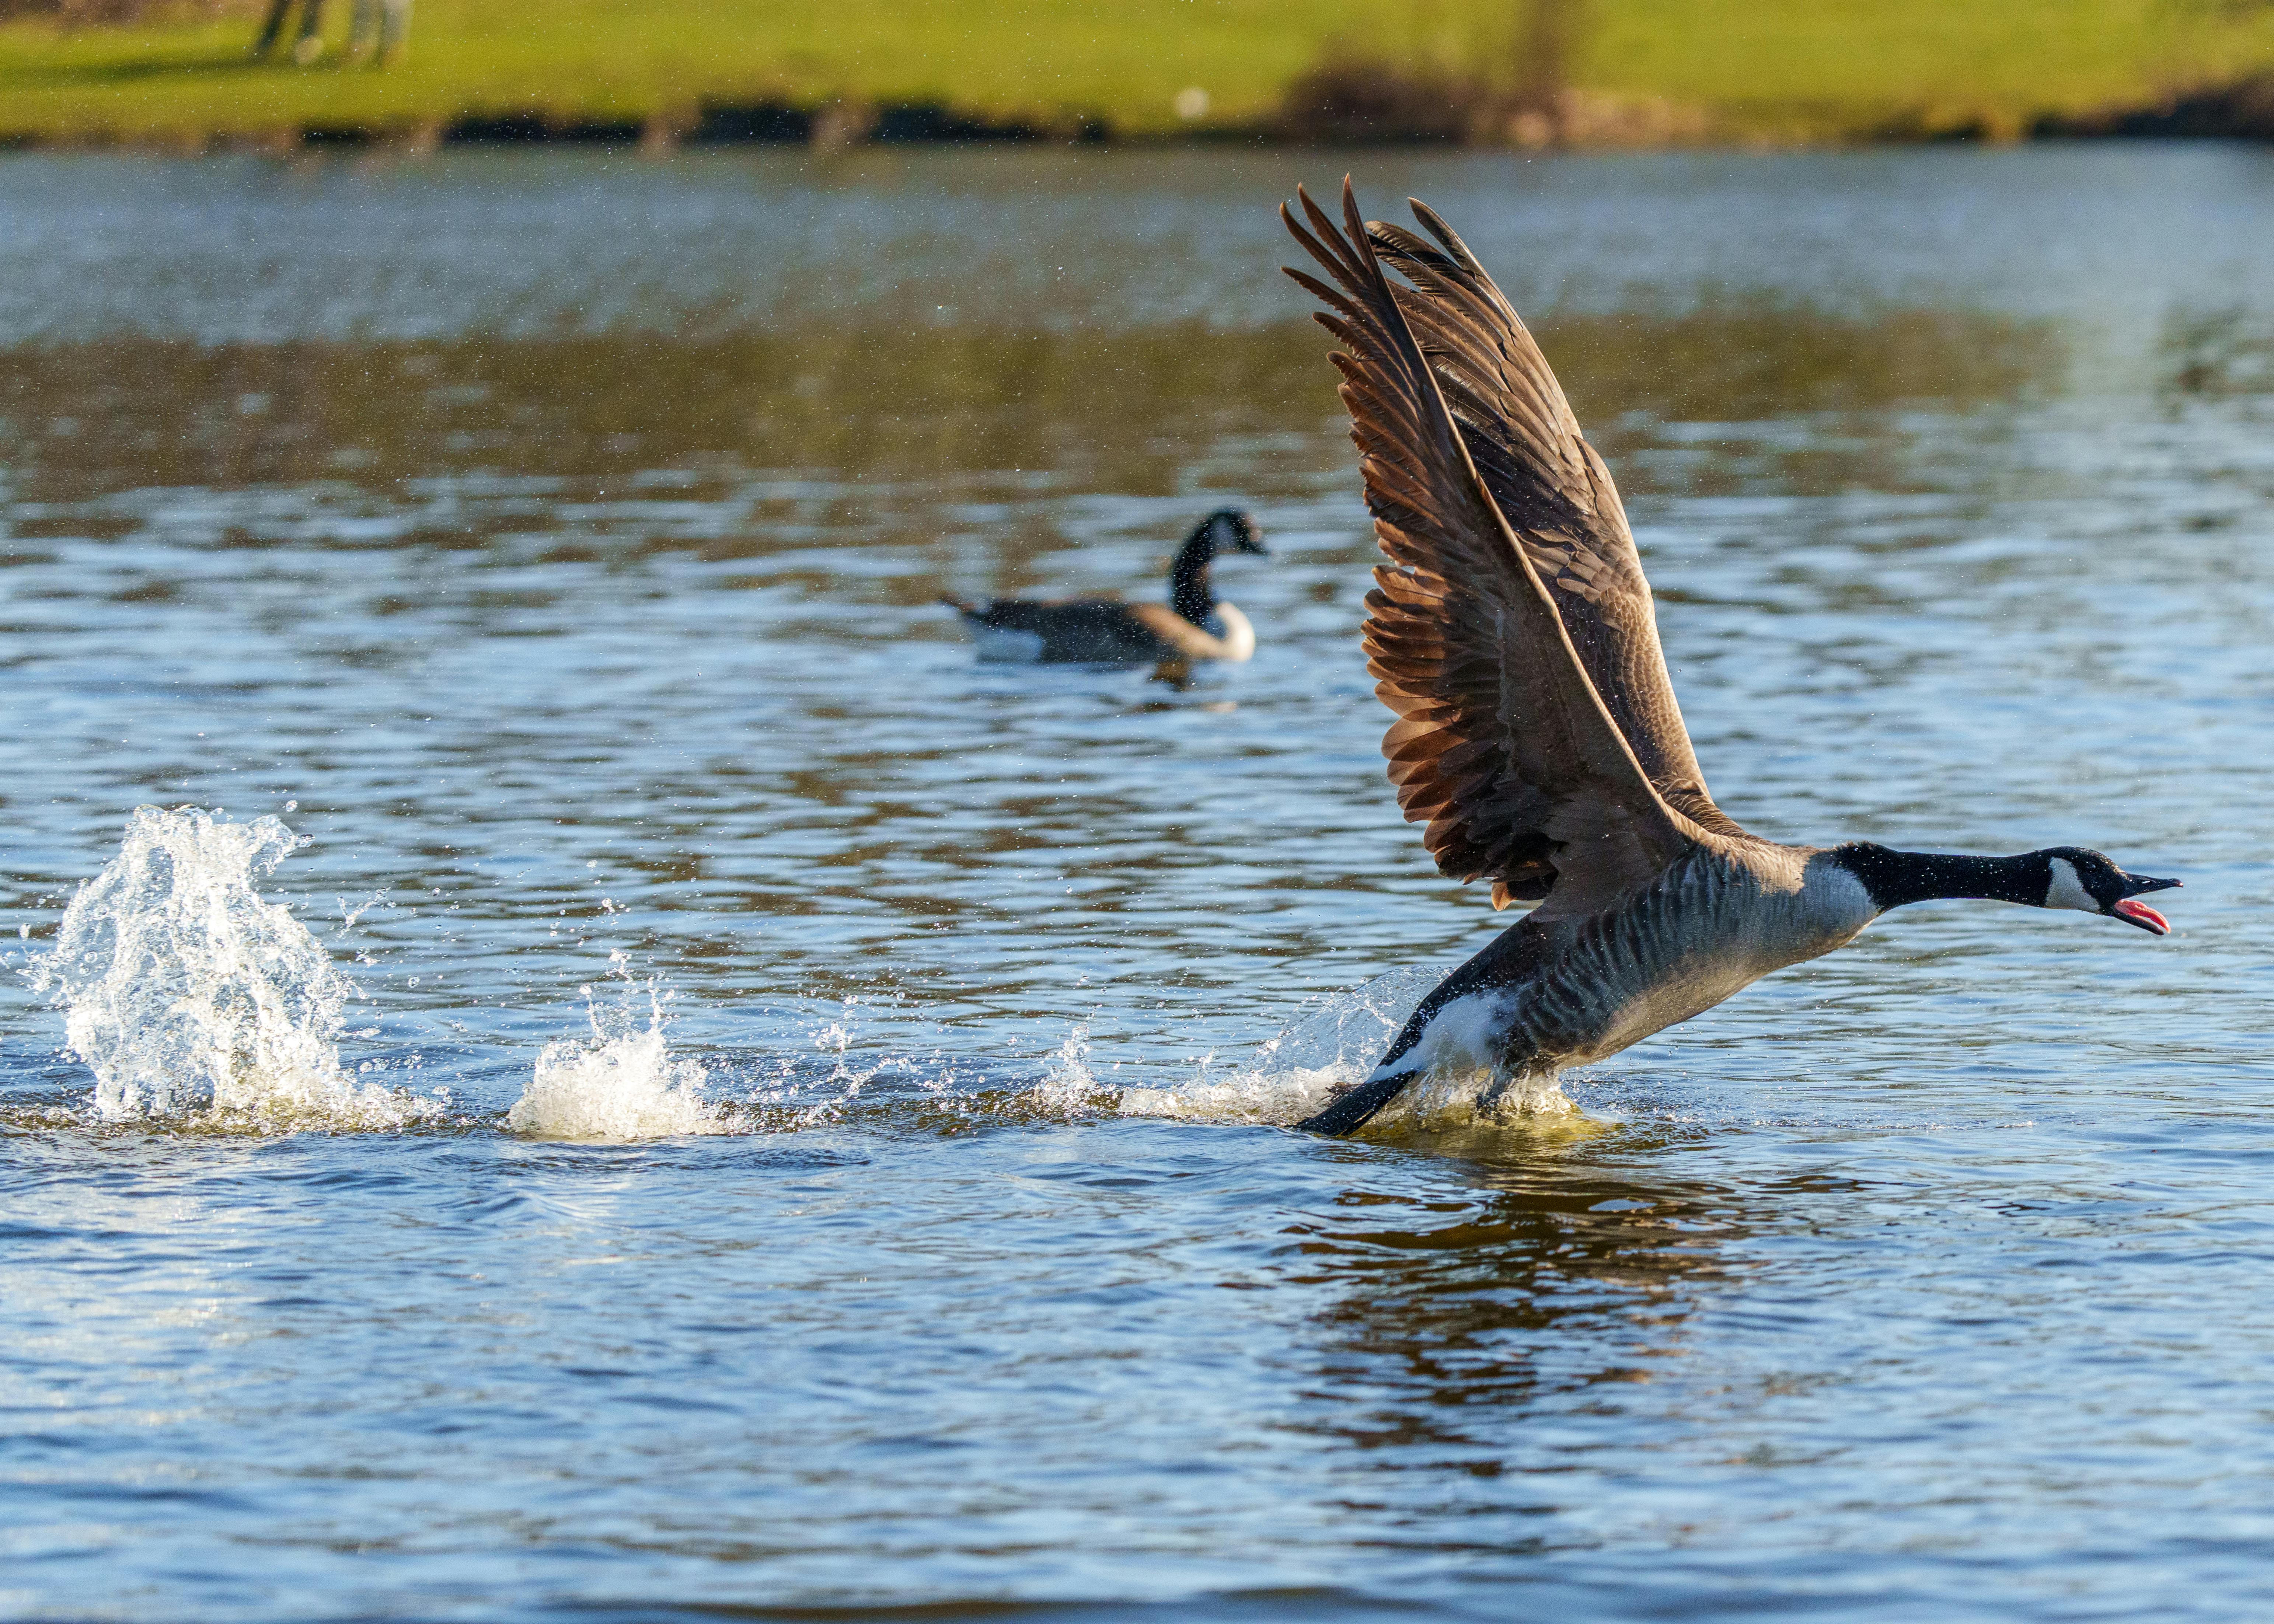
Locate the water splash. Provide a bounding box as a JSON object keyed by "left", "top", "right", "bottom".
{"left": 1027, "top": 1020, "right": 1111, "bottom": 1114}
{"left": 1118, "top": 962, "right": 1572, "bottom": 1129}
{"left": 1118, "top": 964, "right": 1434, "bottom": 1124}
{"left": 507, "top": 952, "right": 725, "bottom": 1141}
{"left": 28, "top": 806, "right": 436, "bottom": 1131}
{"left": 1371, "top": 1064, "right": 1574, "bottom": 1131}
{"left": 714, "top": 996, "right": 981, "bottom": 1132}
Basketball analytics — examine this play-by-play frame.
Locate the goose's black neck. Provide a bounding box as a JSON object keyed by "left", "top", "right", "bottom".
{"left": 1832, "top": 844, "right": 2045, "bottom": 912}
{"left": 1168, "top": 528, "right": 1218, "bottom": 627}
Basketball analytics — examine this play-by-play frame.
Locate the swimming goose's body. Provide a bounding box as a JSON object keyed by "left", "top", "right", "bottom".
{"left": 945, "top": 509, "right": 1267, "bottom": 663}
{"left": 1281, "top": 181, "right": 2181, "bottom": 1136}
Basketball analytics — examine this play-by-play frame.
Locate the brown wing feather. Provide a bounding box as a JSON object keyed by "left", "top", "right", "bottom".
{"left": 1282, "top": 179, "right": 1703, "bottom": 921}
{"left": 1366, "top": 201, "right": 1745, "bottom": 844}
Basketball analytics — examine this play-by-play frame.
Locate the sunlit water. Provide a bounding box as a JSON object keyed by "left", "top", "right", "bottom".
{"left": 2, "top": 145, "right": 2272, "bottom": 1621}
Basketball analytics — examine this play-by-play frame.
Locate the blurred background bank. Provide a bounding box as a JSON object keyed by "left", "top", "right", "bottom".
{"left": 0, "top": 0, "right": 2271, "bottom": 153}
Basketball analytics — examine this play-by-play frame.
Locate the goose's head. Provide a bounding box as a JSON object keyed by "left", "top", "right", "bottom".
{"left": 2039, "top": 847, "right": 2182, "bottom": 935}
{"left": 1198, "top": 509, "right": 1269, "bottom": 560}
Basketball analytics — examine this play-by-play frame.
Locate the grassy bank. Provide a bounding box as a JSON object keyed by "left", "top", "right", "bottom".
{"left": 2, "top": 0, "right": 2272, "bottom": 146}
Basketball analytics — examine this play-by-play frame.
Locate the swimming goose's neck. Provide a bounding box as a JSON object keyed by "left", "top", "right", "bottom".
{"left": 1169, "top": 538, "right": 1217, "bottom": 626}
{"left": 1830, "top": 845, "right": 2043, "bottom": 911}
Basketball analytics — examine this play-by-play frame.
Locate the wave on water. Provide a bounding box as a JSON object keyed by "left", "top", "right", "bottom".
{"left": 27, "top": 806, "right": 441, "bottom": 1132}
{"left": 507, "top": 953, "right": 726, "bottom": 1141}
{"left": 1117, "top": 961, "right": 1573, "bottom": 1131}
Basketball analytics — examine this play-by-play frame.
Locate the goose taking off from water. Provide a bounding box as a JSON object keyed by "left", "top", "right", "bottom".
{"left": 944, "top": 509, "right": 1269, "bottom": 663}
{"left": 1281, "top": 180, "right": 2180, "bottom": 1137}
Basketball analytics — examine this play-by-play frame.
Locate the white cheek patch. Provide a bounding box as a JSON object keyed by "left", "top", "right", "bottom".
{"left": 2045, "top": 857, "right": 2100, "bottom": 915}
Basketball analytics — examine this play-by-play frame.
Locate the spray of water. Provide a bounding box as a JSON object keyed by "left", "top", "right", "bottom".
{"left": 713, "top": 996, "right": 981, "bottom": 1132}
{"left": 1026, "top": 1020, "right": 1113, "bottom": 1114}
{"left": 22, "top": 814, "right": 1569, "bottom": 1141}
{"left": 506, "top": 951, "right": 725, "bottom": 1141}
{"left": 28, "top": 806, "right": 437, "bottom": 1130}
{"left": 1117, "top": 962, "right": 1572, "bottom": 1129}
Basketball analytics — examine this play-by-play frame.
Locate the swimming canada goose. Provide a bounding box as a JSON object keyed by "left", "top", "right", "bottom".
{"left": 1281, "top": 180, "right": 2181, "bottom": 1136}
{"left": 943, "top": 509, "right": 1269, "bottom": 663}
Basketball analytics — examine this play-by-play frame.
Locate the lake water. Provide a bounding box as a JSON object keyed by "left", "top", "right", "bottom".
{"left": 2, "top": 144, "right": 2272, "bottom": 1621}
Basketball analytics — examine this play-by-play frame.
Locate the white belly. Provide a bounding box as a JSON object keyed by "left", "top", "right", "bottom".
{"left": 1367, "top": 989, "right": 1517, "bottom": 1083}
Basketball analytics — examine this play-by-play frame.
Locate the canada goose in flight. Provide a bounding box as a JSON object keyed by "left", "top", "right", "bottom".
{"left": 944, "top": 509, "right": 1269, "bottom": 663}
{"left": 1281, "top": 180, "right": 2180, "bottom": 1137}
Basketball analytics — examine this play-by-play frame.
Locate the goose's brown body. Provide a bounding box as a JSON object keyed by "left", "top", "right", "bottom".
{"left": 1304, "top": 845, "right": 1875, "bottom": 1133}
{"left": 1281, "top": 181, "right": 2180, "bottom": 1136}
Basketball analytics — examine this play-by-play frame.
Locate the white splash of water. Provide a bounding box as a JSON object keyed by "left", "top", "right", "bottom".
{"left": 1117, "top": 1063, "right": 1343, "bottom": 1125}
{"left": 1027, "top": 1020, "right": 1108, "bottom": 1114}
{"left": 1117, "top": 964, "right": 1435, "bottom": 1125}
{"left": 1118, "top": 962, "right": 1570, "bottom": 1129}
{"left": 1371, "top": 1064, "right": 1573, "bottom": 1131}
{"left": 29, "top": 806, "right": 435, "bottom": 1130}
{"left": 724, "top": 997, "right": 970, "bottom": 1129}
{"left": 507, "top": 952, "right": 725, "bottom": 1141}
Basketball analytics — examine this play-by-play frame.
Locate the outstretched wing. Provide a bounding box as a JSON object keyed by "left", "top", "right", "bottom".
{"left": 1365, "top": 199, "right": 1744, "bottom": 846}
{"left": 1282, "top": 179, "right": 1703, "bottom": 921}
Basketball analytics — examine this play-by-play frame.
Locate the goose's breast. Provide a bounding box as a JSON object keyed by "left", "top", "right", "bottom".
{"left": 1558, "top": 852, "right": 1877, "bottom": 1062}
{"left": 1209, "top": 603, "right": 1255, "bottom": 662}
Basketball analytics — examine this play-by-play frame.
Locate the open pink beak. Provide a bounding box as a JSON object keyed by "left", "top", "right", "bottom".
{"left": 2113, "top": 895, "right": 2172, "bottom": 935}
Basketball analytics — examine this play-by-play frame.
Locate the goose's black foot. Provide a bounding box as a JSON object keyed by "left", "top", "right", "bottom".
{"left": 1296, "top": 1073, "right": 1413, "bottom": 1136}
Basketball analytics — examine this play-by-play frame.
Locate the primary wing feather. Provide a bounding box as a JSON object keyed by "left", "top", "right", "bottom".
{"left": 1282, "top": 179, "right": 1701, "bottom": 920}
{"left": 1366, "top": 203, "right": 1744, "bottom": 844}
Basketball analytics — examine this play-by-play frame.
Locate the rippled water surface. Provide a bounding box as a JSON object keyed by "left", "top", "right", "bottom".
{"left": 4, "top": 145, "right": 2274, "bottom": 1621}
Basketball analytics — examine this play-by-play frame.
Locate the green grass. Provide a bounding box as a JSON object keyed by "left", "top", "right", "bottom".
{"left": 0, "top": 0, "right": 2270, "bottom": 143}
{"left": 1584, "top": 0, "right": 2274, "bottom": 136}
